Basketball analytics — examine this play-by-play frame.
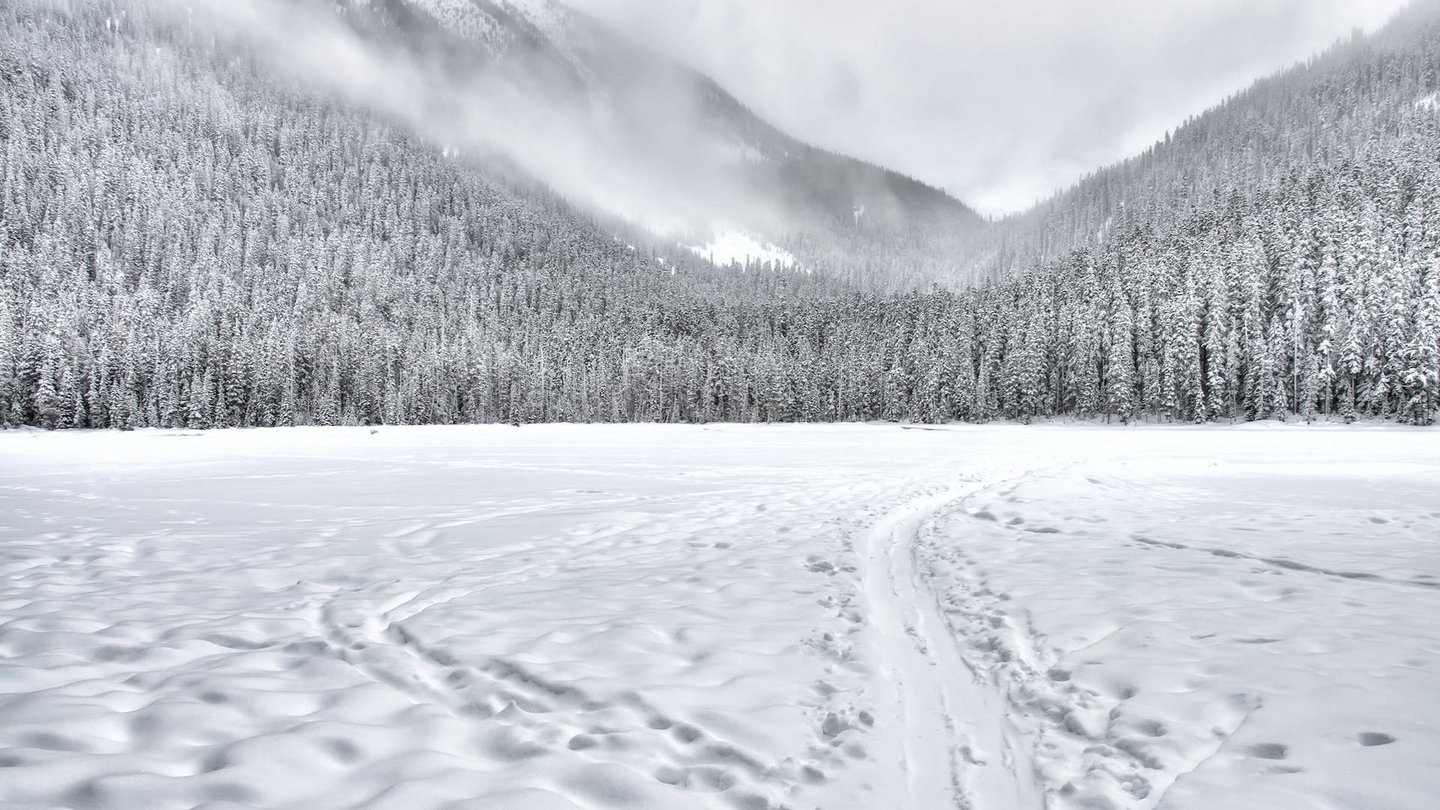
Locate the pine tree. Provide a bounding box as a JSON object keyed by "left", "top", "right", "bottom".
{"left": 1103, "top": 293, "right": 1137, "bottom": 424}
{"left": 1400, "top": 264, "right": 1440, "bottom": 424}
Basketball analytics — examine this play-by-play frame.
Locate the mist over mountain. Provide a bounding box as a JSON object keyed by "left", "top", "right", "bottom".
{"left": 1, "top": 0, "right": 1437, "bottom": 430}
{"left": 198, "top": 0, "right": 982, "bottom": 287}
{"left": 965, "top": 0, "right": 1440, "bottom": 281}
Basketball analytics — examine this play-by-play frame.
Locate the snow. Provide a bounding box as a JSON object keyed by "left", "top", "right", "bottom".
{"left": 497, "top": 0, "right": 569, "bottom": 34}
{"left": 686, "top": 230, "right": 796, "bottom": 269}
{"left": 404, "top": 0, "right": 501, "bottom": 43}
{"left": 1, "top": 424, "right": 1437, "bottom": 810}
{"left": 1415, "top": 92, "right": 1438, "bottom": 111}
{"left": 403, "top": 0, "right": 570, "bottom": 44}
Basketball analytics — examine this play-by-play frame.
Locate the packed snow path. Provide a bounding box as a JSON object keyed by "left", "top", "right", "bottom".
{"left": 858, "top": 472, "right": 1051, "bottom": 810}
{"left": 1, "top": 424, "right": 1437, "bottom": 810}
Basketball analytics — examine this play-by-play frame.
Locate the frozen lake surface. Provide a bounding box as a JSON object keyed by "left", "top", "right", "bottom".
{"left": 1, "top": 424, "right": 1437, "bottom": 810}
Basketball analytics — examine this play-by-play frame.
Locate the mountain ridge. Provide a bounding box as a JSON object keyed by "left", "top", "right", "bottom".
{"left": 961, "top": 0, "right": 1440, "bottom": 280}
{"left": 324, "top": 0, "right": 983, "bottom": 286}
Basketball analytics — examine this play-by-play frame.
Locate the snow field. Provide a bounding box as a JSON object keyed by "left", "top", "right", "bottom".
{"left": 918, "top": 442, "right": 1440, "bottom": 809}
{"left": 0, "top": 424, "right": 1436, "bottom": 810}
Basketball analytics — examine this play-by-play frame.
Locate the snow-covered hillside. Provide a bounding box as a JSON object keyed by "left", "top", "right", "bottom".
{"left": 1, "top": 425, "right": 1436, "bottom": 809}
{"left": 332, "top": 0, "right": 980, "bottom": 278}
{"left": 497, "top": 0, "right": 569, "bottom": 32}
{"left": 687, "top": 230, "right": 796, "bottom": 269}
{"left": 401, "top": 0, "right": 572, "bottom": 45}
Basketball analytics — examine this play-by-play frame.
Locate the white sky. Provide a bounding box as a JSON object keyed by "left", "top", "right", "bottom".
{"left": 565, "top": 0, "right": 1411, "bottom": 216}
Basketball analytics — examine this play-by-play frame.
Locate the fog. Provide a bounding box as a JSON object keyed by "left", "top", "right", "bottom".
{"left": 568, "top": 0, "right": 1411, "bottom": 215}
{"left": 186, "top": 0, "right": 783, "bottom": 240}
{"left": 175, "top": 0, "right": 1410, "bottom": 242}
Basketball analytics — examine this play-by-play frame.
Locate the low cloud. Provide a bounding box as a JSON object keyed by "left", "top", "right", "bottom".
{"left": 184, "top": 0, "right": 784, "bottom": 238}
{"left": 567, "top": 0, "right": 1410, "bottom": 214}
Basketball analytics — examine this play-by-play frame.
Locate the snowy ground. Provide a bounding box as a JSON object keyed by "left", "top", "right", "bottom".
{"left": 0, "top": 424, "right": 1436, "bottom": 810}
{"left": 686, "top": 231, "right": 797, "bottom": 269}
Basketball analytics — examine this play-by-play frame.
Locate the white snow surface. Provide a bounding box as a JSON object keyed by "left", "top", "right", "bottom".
{"left": 687, "top": 231, "right": 796, "bottom": 269}
{"left": 1, "top": 424, "right": 1437, "bottom": 810}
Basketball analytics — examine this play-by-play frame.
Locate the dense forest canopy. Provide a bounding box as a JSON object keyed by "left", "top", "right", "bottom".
{"left": 1, "top": 0, "right": 1437, "bottom": 429}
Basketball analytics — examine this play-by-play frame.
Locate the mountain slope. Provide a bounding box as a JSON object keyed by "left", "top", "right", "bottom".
{"left": 1, "top": 0, "right": 1436, "bottom": 431}
{"left": 967, "top": 0, "right": 1440, "bottom": 280}
{"left": 317, "top": 0, "right": 983, "bottom": 286}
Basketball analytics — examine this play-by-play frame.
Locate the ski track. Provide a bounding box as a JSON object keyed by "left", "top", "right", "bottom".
{"left": 914, "top": 456, "right": 1440, "bottom": 810}
{"left": 916, "top": 477, "right": 1265, "bottom": 810}
{"left": 1, "top": 425, "right": 1438, "bottom": 810}
{"left": 860, "top": 469, "right": 1056, "bottom": 810}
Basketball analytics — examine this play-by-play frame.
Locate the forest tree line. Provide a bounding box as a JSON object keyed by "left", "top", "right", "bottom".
{"left": 1, "top": 0, "right": 1437, "bottom": 428}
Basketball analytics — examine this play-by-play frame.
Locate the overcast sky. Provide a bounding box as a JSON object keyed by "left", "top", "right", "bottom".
{"left": 566, "top": 0, "right": 1410, "bottom": 216}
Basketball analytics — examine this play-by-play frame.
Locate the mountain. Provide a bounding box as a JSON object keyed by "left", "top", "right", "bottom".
{"left": 315, "top": 0, "right": 984, "bottom": 287}
{"left": 0, "top": 0, "right": 1436, "bottom": 430}
{"left": 965, "top": 0, "right": 1440, "bottom": 281}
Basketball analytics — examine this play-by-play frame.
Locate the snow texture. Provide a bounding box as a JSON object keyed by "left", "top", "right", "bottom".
{"left": 404, "top": 0, "right": 569, "bottom": 44}
{"left": 404, "top": 0, "right": 502, "bottom": 43}
{"left": 498, "top": 0, "right": 569, "bottom": 34}
{"left": 0, "top": 424, "right": 1436, "bottom": 809}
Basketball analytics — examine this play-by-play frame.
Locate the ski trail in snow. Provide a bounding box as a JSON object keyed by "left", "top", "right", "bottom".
{"left": 4, "top": 427, "right": 1439, "bottom": 810}
{"left": 861, "top": 472, "right": 1048, "bottom": 810}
